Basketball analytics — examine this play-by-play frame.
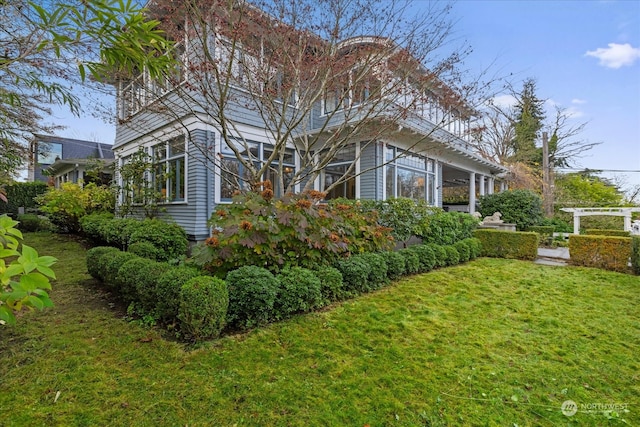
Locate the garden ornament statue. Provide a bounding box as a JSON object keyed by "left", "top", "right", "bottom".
{"left": 631, "top": 220, "right": 640, "bottom": 236}
{"left": 481, "top": 212, "right": 503, "bottom": 225}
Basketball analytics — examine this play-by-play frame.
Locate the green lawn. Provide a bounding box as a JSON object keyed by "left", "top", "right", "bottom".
{"left": 1, "top": 233, "right": 638, "bottom": 426}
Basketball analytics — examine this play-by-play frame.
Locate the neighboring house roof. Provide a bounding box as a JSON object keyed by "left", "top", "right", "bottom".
{"left": 30, "top": 134, "right": 115, "bottom": 183}
{"left": 33, "top": 134, "right": 115, "bottom": 161}
{"left": 45, "top": 158, "right": 115, "bottom": 175}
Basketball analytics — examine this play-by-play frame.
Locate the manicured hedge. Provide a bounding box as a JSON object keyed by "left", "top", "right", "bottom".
{"left": 85, "top": 247, "right": 229, "bottom": 342}
{"left": 178, "top": 276, "right": 229, "bottom": 341}
{"left": 528, "top": 226, "right": 554, "bottom": 239}
{"left": 156, "top": 266, "right": 204, "bottom": 322}
{"left": 86, "top": 246, "right": 121, "bottom": 281}
{"left": 275, "top": 267, "right": 323, "bottom": 319}
{"left": 225, "top": 266, "right": 279, "bottom": 329}
{"left": 0, "top": 182, "right": 48, "bottom": 215}
{"left": 85, "top": 227, "right": 488, "bottom": 342}
{"left": 632, "top": 237, "right": 640, "bottom": 275}
{"left": 584, "top": 229, "right": 630, "bottom": 237}
{"left": 334, "top": 256, "right": 372, "bottom": 295}
{"left": 313, "top": 265, "right": 344, "bottom": 303}
{"left": 17, "top": 214, "right": 42, "bottom": 232}
{"left": 80, "top": 214, "right": 188, "bottom": 261}
{"left": 569, "top": 235, "right": 632, "bottom": 273}
{"left": 419, "top": 211, "right": 479, "bottom": 246}
{"left": 474, "top": 229, "right": 539, "bottom": 260}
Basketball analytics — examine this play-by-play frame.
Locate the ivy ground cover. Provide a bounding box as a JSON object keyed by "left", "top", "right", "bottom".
{"left": 0, "top": 233, "right": 638, "bottom": 426}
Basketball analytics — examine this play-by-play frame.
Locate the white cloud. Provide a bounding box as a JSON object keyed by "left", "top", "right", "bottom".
{"left": 564, "top": 106, "right": 585, "bottom": 119}
{"left": 585, "top": 43, "right": 640, "bottom": 68}
{"left": 490, "top": 94, "right": 517, "bottom": 109}
{"left": 571, "top": 98, "right": 587, "bottom": 105}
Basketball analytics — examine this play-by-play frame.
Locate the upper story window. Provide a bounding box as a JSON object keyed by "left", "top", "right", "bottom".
{"left": 37, "top": 142, "right": 63, "bottom": 165}
{"left": 323, "top": 66, "right": 383, "bottom": 115}
{"left": 117, "top": 43, "right": 186, "bottom": 120}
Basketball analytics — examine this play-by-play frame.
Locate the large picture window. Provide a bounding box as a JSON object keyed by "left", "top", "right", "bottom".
{"left": 152, "top": 135, "right": 186, "bottom": 203}
{"left": 219, "top": 139, "right": 296, "bottom": 201}
{"left": 385, "top": 146, "right": 435, "bottom": 204}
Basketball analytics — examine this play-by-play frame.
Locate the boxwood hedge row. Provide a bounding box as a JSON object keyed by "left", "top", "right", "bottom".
{"left": 86, "top": 237, "right": 484, "bottom": 341}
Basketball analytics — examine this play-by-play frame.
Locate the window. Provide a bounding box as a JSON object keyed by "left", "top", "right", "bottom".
{"left": 351, "top": 67, "right": 383, "bottom": 106}
{"left": 118, "top": 42, "right": 187, "bottom": 120}
{"left": 152, "top": 135, "right": 186, "bottom": 203}
{"left": 266, "top": 70, "right": 298, "bottom": 107}
{"left": 38, "top": 142, "right": 63, "bottom": 165}
{"left": 219, "top": 139, "right": 296, "bottom": 201}
{"left": 120, "top": 153, "right": 147, "bottom": 205}
{"left": 385, "top": 146, "right": 435, "bottom": 204}
{"left": 322, "top": 145, "right": 356, "bottom": 200}
{"left": 323, "top": 86, "right": 345, "bottom": 114}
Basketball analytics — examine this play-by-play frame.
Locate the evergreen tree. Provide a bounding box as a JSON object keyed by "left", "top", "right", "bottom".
{"left": 511, "top": 78, "right": 545, "bottom": 166}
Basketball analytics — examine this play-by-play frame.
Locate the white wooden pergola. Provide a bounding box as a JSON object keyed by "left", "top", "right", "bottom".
{"left": 560, "top": 207, "right": 640, "bottom": 234}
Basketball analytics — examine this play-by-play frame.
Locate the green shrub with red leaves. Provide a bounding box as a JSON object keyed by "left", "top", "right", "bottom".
{"left": 192, "top": 183, "right": 394, "bottom": 275}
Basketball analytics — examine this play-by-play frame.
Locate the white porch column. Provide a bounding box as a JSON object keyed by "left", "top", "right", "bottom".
{"left": 624, "top": 213, "right": 631, "bottom": 232}
{"left": 469, "top": 172, "right": 476, "bottom": 213}
{"left": 500, "top": 181, "right": 507, "bottom": 192}
{"left": 488, "top": 177, "right": 495, "bottom": 194}
{"left": 479, "top": 175, "right": 486, "bottom": 197}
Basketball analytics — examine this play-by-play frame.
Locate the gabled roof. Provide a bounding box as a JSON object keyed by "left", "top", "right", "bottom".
{"left": 33, "top": 134, "right": 114, "bottom": 160}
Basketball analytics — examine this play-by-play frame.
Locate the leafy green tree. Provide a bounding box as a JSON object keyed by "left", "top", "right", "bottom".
{"left": 1, "top": 215, "right": 57, "bottom": 325}
{"left": 554, "top": 173, "right": 625, "bottom": 208}
{"left": 0, "top": 0, "right": 174, "bottom": 180}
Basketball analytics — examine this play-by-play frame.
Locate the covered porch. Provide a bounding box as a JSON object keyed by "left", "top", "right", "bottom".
{"left": 440, "top": 163, "right": 507, "bottom": 213}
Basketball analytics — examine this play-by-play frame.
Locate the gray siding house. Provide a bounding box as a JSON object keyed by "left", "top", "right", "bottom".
{"left": 29, "top": 134, "right": 115, "bottom": 186}
{"left": 113, "top": 5, "right": 507, "bottom": 241}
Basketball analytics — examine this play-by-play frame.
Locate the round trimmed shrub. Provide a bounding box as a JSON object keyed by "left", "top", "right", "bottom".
{"left": 398, "top": 249, "right": 420, "bottom": 274}
{"left": 129, "top": 219, "right": 188, "bottom": 262}
{"left": 102, "top": 251, "right": 139, "bottom": 288}
{"left": 86, "top": 246, "right": 121, "bottom": 280}
{"left": 275, "top": 267, "right": 322, "bottom": 319}
{"left": 16, "top": 214, "right": 42, "bottom": 232}
{"left": 427, "top": 244, "right": 448, "bottom": 268}
{"left": 128, "top": 241, "right": 161, "bottom": 261}
{"left": 464, "top": 238, "right": 482, "bottom": 259}
{"left": 80, "top": 212, "right": 114, "bottom": 241}
{"left": 116, "top": 258, "right": 169, "bottom": 305}
{"left": 99, "top": 218, "right": 145, "bottom": 249}
{"left": 382, "top": 251, "right": 406, "bottom": 280}
{"left": 225, "top": 266, "right": 279, "bottom": 329}
{"left": 443, "top": 245, "right": 460, "bottom": 266}
{"left": 155, "top": 266, "right": 204, "bottom": 322}
{"left": 334, "top": 256, "right": 371, "bottom": 295}
{"left": 178, "top": 276, "right": 229, "bottom": 342}
{"left": 313, "top": 265, "right": 344, "bottom": 303}
{"left": 353, "top": 253, "right": 388, "bottom": 289}
{"left": 407, "top": 245, "right": 436, "bottom": 272}
{"left": 454, "top": 240, "right": 471, "bottom": 263}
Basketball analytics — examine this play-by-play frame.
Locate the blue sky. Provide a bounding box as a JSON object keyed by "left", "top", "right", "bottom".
{"left": 51, "top": 0, "right": 640, "bottom": 190}
{"left": 451, "top": 0, "right": 640, "bottom": 189}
